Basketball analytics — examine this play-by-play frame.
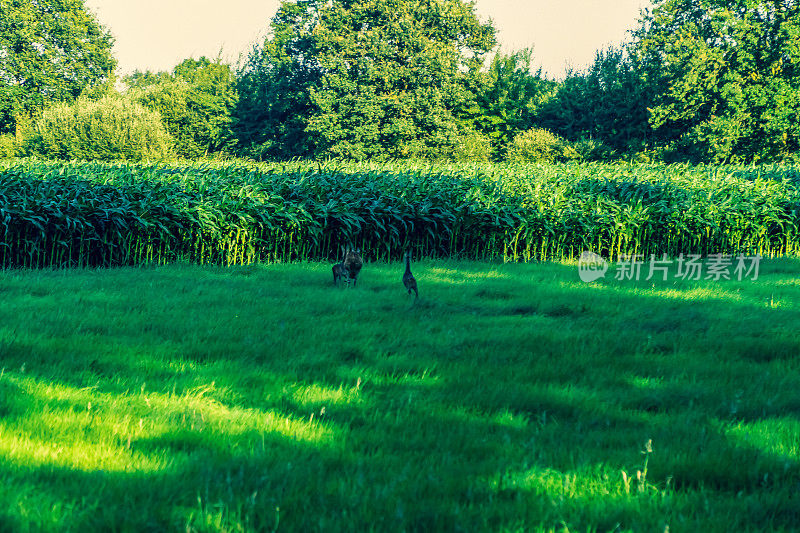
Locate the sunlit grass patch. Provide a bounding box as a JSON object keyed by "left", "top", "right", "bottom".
{"left": 0, "top": 373, "right": 337, "bottom": 475}
{"left": 724, "top": 418, "right": 800, "bottom": 460}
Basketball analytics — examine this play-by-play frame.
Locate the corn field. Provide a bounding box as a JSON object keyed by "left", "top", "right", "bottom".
{"left": 0, "top": 160, "right": 798, "bottom": 268}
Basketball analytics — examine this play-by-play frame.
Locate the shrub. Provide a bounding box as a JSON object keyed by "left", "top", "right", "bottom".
{"left": 448, "top": 129, "right": 493, "bottom": 162}
{"left": 572, "top": 137, "right": 616, "bottom": 162}
{"left": 506, "top": 128, "right": 579, "bottom": 163}
{"left": 19, "top": 95, "right": 175, "bottom": 160}
{"left": 0, "top": 134, "right": 15, "bottom": 158}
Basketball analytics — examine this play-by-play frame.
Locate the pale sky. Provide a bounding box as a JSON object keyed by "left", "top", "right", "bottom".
{"left": 84, "top": 0, "right": 651, "bottom": 79}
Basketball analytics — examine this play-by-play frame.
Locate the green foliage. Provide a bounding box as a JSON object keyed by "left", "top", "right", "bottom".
{"left": 0, "top": 134, "right": 15, "bottom": 158}
{"left": 506, "top": 128, "right": 580, "bottom": 163}
{"left": 571, "top": 137, "right": 616, "bottom": 162}
{"left": 474, "top": 49, "right": 558, "bottom": 159}
{"left": 537, "top": 46, "right": 658, "bottom": 157}
{"left": 446, "top": 128, "right": 493, "bottom": 162}
{"left": 0, "top": 160, "right": 797, "bottom": 269}
{"left": 234, "top": 0, "right": 496, "bottom": 160}
{"left": 19, "top": 95, "right": 174, "bottom": 161}
{"left": 232, "top": 35, "right": 316, "bottom": 160}
{"left": 0, "top": 0, "right": 116, "bottom": 134}
{"left": 532, "top": 2, "right": 800, "bottom": 164}
{"left": 126, "top": 57, "right": 238, "bottom": 158}
{"left": 635, "top": 0, "right": 800, "bottom": 163}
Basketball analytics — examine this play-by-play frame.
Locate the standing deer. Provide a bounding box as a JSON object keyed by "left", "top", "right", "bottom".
{"left": 403, "top": 251, "right": 418, "bottom": 299}
{"left": 332, "top": 247, "right": 348, "bottom": 286}
{"left": 342, "top": 247, "right": 362, "bottom": 286}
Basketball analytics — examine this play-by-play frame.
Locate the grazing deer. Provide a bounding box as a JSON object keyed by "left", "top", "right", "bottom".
{"left": 342, "top": 247, "right": 363, "bottom": 286}
{"left": 403, "top": 251, "right": 418, "bottom": 299}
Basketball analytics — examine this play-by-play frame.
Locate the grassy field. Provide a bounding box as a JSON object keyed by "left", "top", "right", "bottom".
{"left": 0, "top": 257, "right": 798, "bottom": 531}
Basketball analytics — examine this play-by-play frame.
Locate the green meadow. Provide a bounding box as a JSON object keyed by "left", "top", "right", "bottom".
{"left": 0, "top": 257, "right": 798, "bottom": 531}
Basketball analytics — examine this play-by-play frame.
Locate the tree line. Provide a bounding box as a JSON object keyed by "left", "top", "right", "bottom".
{"left": 1, "top": 0, "right": 798, "bottom": 164}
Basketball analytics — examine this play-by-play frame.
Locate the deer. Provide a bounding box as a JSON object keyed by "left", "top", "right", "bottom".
{"left": 332, "top": 247, "right": 348, "bottom": 286}
{"left": 342, "top": 246, "right": 363, "bottom": 286}
{"left": 403, "top": 250, "right": 418, "bottom": 299}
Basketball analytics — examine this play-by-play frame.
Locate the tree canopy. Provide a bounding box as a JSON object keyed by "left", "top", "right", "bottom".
{"left": 234, "top": 0, "right": 496, "bottom": 160}
{"left": 0, "top": 0, "right": 116, "bottom": 134}
{"left": 474, "top": 49, "right": 558, "bottom": 159}
{"left": 2, "top": 0, "right": 799, "bottom": 164}
{"left": 634, "top": 0, "right": 800, "bottom": 163}
{"left": 126, "top": 58, "right": 238, "bottom": 158}
{"left": 537, "top": 46, "right": 658, "bottom": 156}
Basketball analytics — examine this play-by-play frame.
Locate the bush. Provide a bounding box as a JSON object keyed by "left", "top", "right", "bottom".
{"left": 19, "top": 95, "right": 175, "bottom": 161}
{"left": 572, "top": 137, "right": 616, "bottom": 162}
{"left": 0, "top": 134, "right": 15, "bottom": 158}
{"left": 447, "top": 129, "right": 493, "bottom": 162}
{"left": 506, "top": 128, "right": 579, "bottom": 163}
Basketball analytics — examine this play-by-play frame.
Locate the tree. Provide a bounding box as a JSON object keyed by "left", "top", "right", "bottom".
{"left": 234, "top": 0, "right": 496, "bottom": 160}
{"left": 537, "top": 45, "right": 659, "bottom": 157}
{"left": 126, "top": 58, "right": 238, "bottom": 158}
{"left": 634, "top": 0, "right": 800, "bottom": 163}
{"left": 474, "top": 49, "right": 558, "bottom": 159}
{"left": 0, "top": 0, "right": 116, "bottom": 134}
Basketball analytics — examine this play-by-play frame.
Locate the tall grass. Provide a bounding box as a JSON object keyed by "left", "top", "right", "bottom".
{"left": 0, "top": 160, "right": 798, "bottom": 268}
